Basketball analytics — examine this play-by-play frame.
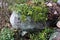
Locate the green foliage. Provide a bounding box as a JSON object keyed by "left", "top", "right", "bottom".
{"left": 14, "top": 0, "right": 27, "bottom": 3}
{"left": 20, "top": 15, "right": 27, "bottom": 22}
{"left": 0, "top": 28, "right": 14, "bottom": 40}
{"left": 31, "top": 5, "right": 48, "bottom": 22}
{"left": 52, "top": 0, "right": 57, "bottom": 3}
{"left": 7, "top": 0, "right": 27, "bottom": 4}
{"left": 30, "top": 28, "right": 54, "bottom": 40}
{"left": 31, "top": 0, "right": 48, "bottom": 3}
{"left": 32, "top": 0, "right": 45, "bottom": 3}
{"left": 9, "top": 1, "right": 48, "bottom": 22}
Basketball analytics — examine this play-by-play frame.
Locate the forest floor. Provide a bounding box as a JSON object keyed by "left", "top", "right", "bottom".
{"left": 0, "top": 0, "right": 60, "bottom": 40}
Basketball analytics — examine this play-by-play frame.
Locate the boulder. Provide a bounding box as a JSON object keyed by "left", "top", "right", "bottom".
{"left": 10, "top": 11, "right": 47, "bottom": 31}
{"left": 10, "top": 11, "right": 47, "bottom": 36}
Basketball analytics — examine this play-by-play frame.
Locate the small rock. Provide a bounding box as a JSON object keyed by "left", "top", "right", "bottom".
{"left": 49, "top": 32, "right": 60, "bottom": 40}
{"left": 47, "top": 3, "right": 52, "bottom": 7}
{"left": 54, "top": 11, "right": 58, "bottom": 14}
{"left": 57, "top": 0, "right": 60, "bottom": 5}
{"left": 0, "top": 2, "right": 2, "bottom": 8}
{"left": 21, "top": 31, "right": 27, "bottom": 36}
{"left": 6, "top": 3, "right": 8, "bottom": 6}
{"left": 56, "top": 21, "right": 60, "bottom": 28}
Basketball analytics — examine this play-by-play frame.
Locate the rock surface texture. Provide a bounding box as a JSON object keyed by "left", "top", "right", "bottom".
{"left": 10, "top": 11, "right": 46, "bottom": 31}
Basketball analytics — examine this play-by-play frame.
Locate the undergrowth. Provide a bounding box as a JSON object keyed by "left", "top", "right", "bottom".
{"left": 0, "top": 28, "right": 14, "bottom": 40}
{"left": 30, "top": 28, "right": 54, "bottom": 40}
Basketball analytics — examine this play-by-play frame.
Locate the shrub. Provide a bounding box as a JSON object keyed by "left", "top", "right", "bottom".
{"left": 0, "top": 28, "right": 14, "bottom": 40}
{"left": 9, "top": 1, "right": 48, "bottom": 22}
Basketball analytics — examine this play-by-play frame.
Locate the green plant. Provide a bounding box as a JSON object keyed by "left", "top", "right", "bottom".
{"left": 52, "top": 0, "right": 57, "bottom": 3}
{"left": 0, "top": 28, "right": 14, "bottom": 40}
{"left": 30, "top": 28, "right": 54, "bottom": 40}
{"left": 14, "top": 0, "right": 27, "bottom": 3}
{"left": 7, "top": 0, "right": 27, "bottom": 4}
{"left": 9, "top": 1, "right": 48, "bottom": 22}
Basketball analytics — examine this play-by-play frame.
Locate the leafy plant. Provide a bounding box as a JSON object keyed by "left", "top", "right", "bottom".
{"left": 9, "top": 1, "right": 48, "bottom": 22}
{"left": 30, "top": 28, "right": 54, "bottom": 40}
{"left": 52, "top": 0, "right": 57, "bottom": 3}
{"left": 0, "top": 28, "right": 14, "bottom": 40}
{"left": 14, "top": 0, "right": 27, "bottom": 3}
{"left": 7, "top": 0, "right": 27, "bottom": 4}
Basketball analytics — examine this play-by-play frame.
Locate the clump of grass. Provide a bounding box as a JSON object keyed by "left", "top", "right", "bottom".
{"left": 0, "top": 27, "right": 14, "bottom": 40}
{"left": 30, "top": 28, "right": 54, "bottom": 40}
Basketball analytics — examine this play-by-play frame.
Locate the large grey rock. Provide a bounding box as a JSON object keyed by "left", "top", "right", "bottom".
{"left": 49, "top": 32, "right": 60, "bottom": 40}
{"left": 10, "top": 11, "right": 47, "bottom": 36}
{"left": 10, "top": 11, "right": 46, "bottom": 31}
